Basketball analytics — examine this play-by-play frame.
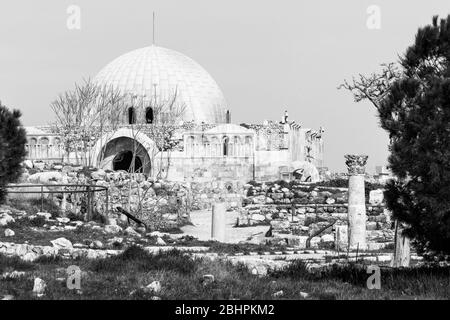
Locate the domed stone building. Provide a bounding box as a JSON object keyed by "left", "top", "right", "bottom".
{"left": 24, "top": 44, "right": 325, "bottom": 183}
{"left": 94, "top": 45, "right": 228, "bottom": 124}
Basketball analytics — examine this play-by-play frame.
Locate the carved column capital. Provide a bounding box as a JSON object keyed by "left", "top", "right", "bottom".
{"left": 345, "top": 154, "right": 368, "bottom": 175}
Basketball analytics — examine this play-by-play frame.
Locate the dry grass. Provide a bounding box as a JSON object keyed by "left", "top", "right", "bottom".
{"left": 1, "top": 246, "right": 449, "bottom": 300}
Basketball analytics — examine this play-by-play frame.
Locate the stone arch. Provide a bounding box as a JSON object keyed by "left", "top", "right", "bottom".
{"left": 39, "top": 137, "right": 49, "bottom": 145}
{"left": 186, "top": 136, "right": 195, "bottom": 156}
{"left": 244, "top": 136, "right": 253, "bottom": 156}
{"left": 210, "top": 136, "right": 220, "bottom": 156}
{"left": 90, "top": 128, "right": 155, "bottom": 175}
{"left": 222, "top": 136, "right": 230, "bottom": 156}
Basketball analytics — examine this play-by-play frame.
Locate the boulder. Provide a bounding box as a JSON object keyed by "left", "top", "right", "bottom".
{"left": 156, "top": 237, "right": 166, "bottom": 246}
{"left": 321, "top": 234, "right": 334, "bottom": 243}
{"left": 292, "top": 161, "right": 320, "bottom": 182}
{"left": 104, "top": 225, "right": 123, "bottom": 234}
{"left": 90, "top": 241, "right": 104, "bottom": 249}
{"left": 0, "top": 213, "right": 15, "bottom": 226}
{"left": 23, "top": 160, "right": 34, "bottom": 169}
{"left": 32, "top": 278, "right": 46, "bottom": 297}
{"left": 202, "top": 274, "right": 215, "bottom": 286}
{"left": 4, "top": 228, "right": 15, "bottom": 237}
{"left": 33, "top": 161, "right": 45, "bottom": 171}
{"left": 50, "top": 238, "right": 73, "bottom": 249}
{"left": 369, "top": 189, "right": 384, "bottom": 205}
{"left": 144, "top": 281, "right": 161, "bottom": 294}
{"left": 124, "top": 226, "right": 141, "bottom": 237}
{"left": 37, "top": 212, "right": 52, "bottom": 220}
{"left": 251, "top": 213, "right": 266, "bottom": 222}
{"left": 28, "top": 171, "right": 64, "bottom": 184}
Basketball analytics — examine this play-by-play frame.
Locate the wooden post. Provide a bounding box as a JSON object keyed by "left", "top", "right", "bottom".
{"left": 86, "top": 186, "right": 91, "bottom": 221}
{"left": 391, "top": 220, "right": 411, "bottom": 267}
{"left": 40, "top": 185, "right": 44, "bottom": 212}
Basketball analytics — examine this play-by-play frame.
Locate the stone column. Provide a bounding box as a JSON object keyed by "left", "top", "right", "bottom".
{"left": 345, "top": 154, "right": 368, "bottom": 250}
{"left": 211, "top": 203, "right": 226, "bottom": 242}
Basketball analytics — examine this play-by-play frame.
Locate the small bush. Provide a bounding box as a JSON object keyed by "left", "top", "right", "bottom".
{"left": 271, "top": 259, "right": 312, "bottom": 280}
{"left": 89, "top": 246, "right": 197, "bottom": 275}
{"left": 0, "top": 254, "right": 36, "bottom": 273}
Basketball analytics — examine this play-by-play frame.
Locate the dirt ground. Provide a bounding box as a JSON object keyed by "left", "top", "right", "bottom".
{"left": 181, "top": 209, "right": 269, "bottom": 243}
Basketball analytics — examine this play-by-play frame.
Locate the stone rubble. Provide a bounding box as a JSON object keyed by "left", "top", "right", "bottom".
{"left": 32, "top": 278, "right": 46, "bottom": 297}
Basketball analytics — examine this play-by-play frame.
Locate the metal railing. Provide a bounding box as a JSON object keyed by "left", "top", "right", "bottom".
{"left": 5, "top": 184, "right": 109, "bottom": 220}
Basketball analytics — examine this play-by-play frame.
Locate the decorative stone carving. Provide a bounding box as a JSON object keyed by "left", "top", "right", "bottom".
{"left": 345, "top": 154, "right": 368, "bottom": 175}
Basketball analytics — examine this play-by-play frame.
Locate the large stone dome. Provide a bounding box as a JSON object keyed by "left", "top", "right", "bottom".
{"left": 94, "top": 45, "right": 227, "bottom": 124}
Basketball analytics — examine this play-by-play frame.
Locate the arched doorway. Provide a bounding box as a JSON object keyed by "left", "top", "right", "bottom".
{"left": 98, "top": 136, "right": 151, "bottom": 175}
{"left": 145, "top": 107, "right": 154, "bottom": 124}
{"left": 113, "top": 150, "right": 143, "bottom": 172}
{"left": 128, "top": 107, "right": 136, "bottom": 124}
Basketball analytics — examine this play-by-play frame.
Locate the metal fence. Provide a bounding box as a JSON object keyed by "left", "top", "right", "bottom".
{"left": 5, "top": 184, "right": 109, "bottom": 220}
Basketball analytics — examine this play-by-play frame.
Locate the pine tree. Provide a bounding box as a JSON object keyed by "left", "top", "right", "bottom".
{"left": 341, "top": 15, "right": 450, "bottom": 255}
{"left": 0, "top": 102, "right": 27, "bottom": 203}
{"left": 380, "top": 15, "right": 450, "bottom": 255}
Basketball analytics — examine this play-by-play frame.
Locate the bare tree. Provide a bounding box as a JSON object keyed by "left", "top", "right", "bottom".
{"left": 126, "top": 88, "right": 186, "bottom": 178}
{"left": 338, "top": 62, "right": 402, "bottom": 110}
{"left": 50, "top": 79, "right": 127, "bottom": 166}
{"left": 113, "top": 88, "right": 186, "bottom": 220}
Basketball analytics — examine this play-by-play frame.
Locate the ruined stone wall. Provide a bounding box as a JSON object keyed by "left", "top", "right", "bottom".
{"left": 239, "top": 182, "right": 394, "bottom": 250}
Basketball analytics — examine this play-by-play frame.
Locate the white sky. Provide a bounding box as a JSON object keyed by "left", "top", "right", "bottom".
{"left": 1, "top": 0, "right": 449, "bottom": 171}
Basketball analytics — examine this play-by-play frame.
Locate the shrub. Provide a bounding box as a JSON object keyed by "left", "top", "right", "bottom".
{"left": 89, "top": 246, "right": 197, "bottom": 275}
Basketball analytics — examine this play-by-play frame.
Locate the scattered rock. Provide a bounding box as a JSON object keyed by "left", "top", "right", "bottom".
{"left": 202, "top": 274, "right": 215, "bottom": 286}
{"left": 156, "top": 237, "right": 166, "bottom": 246}
{"left": 124, "top": 226, "right": 141, "bottom": 237}
{"left": 104, "top": 225, "right": 123, "bottom": 234}
{"left": 272, "top": 290, "right": 284, "bottom": 298}
{"left": 22, "top": 252, "right": 39, "bottom": 262}
{"left": 1, "top": 271, "right": 26, "bottom": 279}
{"left": 36, "top": 212, "right": 52, "bottom": 220}
{"left": 144, "top": 281, "right": 161, "bottom": 294}
{"left": 321, "top": 234, "right": 334, "bottom": 243}
{"left": 0, "top": 213, "right": 15, "bottom": 226}
{"left": 300, "top": 291, "right": 309, "bottom": 299}
{"left": 107, "top": 237, "right": 124, "bottom": 246}
{"left": 4, "top": 228, "right": 15, "bottom": 237}
{"left": 50, "top": 237, "right": 73, "bottom": 249}
{"left": 32, "top": 278, "right": 46, "bottom": 297}
{"left": 369, "top": 189, "right": 384, "bottom": 205}
{"left": 90, "top": 240, "right": 103, "bottom": 249}
{"left": 56, "top": 217, "right": 70, "bottom": 224}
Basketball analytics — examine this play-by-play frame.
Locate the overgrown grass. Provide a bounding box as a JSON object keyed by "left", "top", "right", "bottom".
{"left": 6, "top": 198, "right": 61, "bottom": 218}
{"left": 0, "top": 255, "right": 36, "bottom": 273}
{"left": 167, "top": 237, "right": 290, "bottom": 254}
{"left": 89, "top": 246, "right": 196, "bottom": 274}
{"left": 1, "top": 248, "right": 449, "bottom": 300}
